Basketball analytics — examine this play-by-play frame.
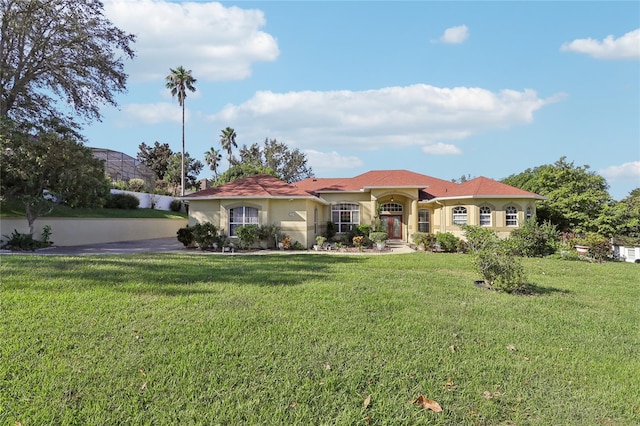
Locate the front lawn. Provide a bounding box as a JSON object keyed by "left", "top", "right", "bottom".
{"left": 1, "top": 253, "right": 638, "bottom": 424}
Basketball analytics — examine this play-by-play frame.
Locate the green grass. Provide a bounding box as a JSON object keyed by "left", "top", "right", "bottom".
{"left": 0, "top": 199, "right": 186, "bottom": 219}
{"left": 1, "top": 253, "right": 639, "bottom": 425}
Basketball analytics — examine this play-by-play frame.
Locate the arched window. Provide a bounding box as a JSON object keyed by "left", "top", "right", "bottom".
{"left": 480, "top": 206, "right": 491, "bottom": 226}
{"left": 229, "top": 206, "right": 259, "bottom": 236}
{"left": 331, "top": 203, "right": 360, "bottom": 233}
{"left": 381, "top": 203, "right": 403, "bottom": 212}
{"left": 506, "top": 206, "right": 518, "bottom": 226}
{"left": 452, "top": 206, "right": 467, "bottom": 226}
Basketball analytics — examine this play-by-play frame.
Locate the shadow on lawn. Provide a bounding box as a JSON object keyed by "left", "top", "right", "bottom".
{"left": 2, "top": 254, "right": 364, "bottom": 296}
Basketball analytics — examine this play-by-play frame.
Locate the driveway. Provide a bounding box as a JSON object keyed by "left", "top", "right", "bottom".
{"left": 1, "top": 237, "right": 185, "bottom": 256}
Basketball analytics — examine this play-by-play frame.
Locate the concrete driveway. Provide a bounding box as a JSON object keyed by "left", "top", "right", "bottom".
{"left": 1, "top": 237, "right": 185, "bottom": 256}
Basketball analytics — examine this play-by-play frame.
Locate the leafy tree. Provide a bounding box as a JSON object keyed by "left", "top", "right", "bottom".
{"left": 137, "top": 141, "right": 173, "bottom": 181}
{"left": 213, "top": 164, "right": 278, "bottom": 186}
{"left": 503, "top": 157, "right": 611, "bottom": 233}
{"left": 596, "top": 188, "right": 640, "bottom": 242}
{"left": 165, "top": 66, "right": 196, "bottom": 196}
{"left": 0, "top": 0, "right": 135, "bottom": 131}
{"left": 231, "top": 138, "right": 313, "bottom": 183}
{"left": 0, "top": 122, "right": 110, "bottom": 234}
{"left": 164, "top": 152, "right": 203, "bottom": 195}
{"left": 219, "top": 127, "right": 237, "bottom": 170}
{"left": 204, "top": 147, "right": 223, "bottom": 179}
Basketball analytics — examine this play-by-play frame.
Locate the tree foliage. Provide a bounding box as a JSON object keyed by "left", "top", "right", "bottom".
{"left": 231, "top": 138, "right": 313, "bottom": 183}
{"left": 214, "top": 164, "right": 278, "bottom": 186}
{"left": 219, "top": 127, "right": 237, "bottom": 168}
{"left": 164, "top": 152, "right": 203, "bottom": 195}
{"left": 0, "top": 0, "right": 135, "bottom": 131}
{"left": 502, "top": 157, "right": 611, "bottom": 233}
{"left": 137, "top": 141, "right": 173, "bottom": 181}
{"left": 0, "top": 121, "right": 110, "bottom": 233}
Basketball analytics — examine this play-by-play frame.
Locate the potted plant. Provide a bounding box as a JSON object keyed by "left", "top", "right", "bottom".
{"left": 315, "top": 235, "right": 327, "bottom": 251}
{"left": 369, "top": 231, "right": 388, "bottom": 251}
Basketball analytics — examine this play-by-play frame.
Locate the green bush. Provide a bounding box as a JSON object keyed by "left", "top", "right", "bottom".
{"left": 462, "top": 225, "right": 499, "bottom": 252}
{"left": 192, "top": 222, "right": 219, "bottom": 251}
{"left": 325, "top": 221, "right": 336, "bottom": 240}
{"left": 436, "top": 232, "right": 460, "bottom": 253}
{"left": 411, "top": 232, "right": 435, "bottom": 249}
{"left": 128, "top": 178, "right": 146, "bottom": 192}
{"left": 170, "top": 199, "right": 183, "bottom": 212}
{"left": 369, "top": 231, "right": 388, "bottom": 243}
{"left": 474, "top": 244, "right": 527, "bottom": 293}
{"left": 258, "top": 223, "right": 281, "bottom": 248}
{"left": 1, "top": 228, "right": 52, "bottom": 251}
{"left": 176, "top": 226, "right": 195, "bottom": 247}
{"left": 104, "top": 193, "right": 139, "bottom": 209}
{"left": 578, "top": 233, "right": 612, "bottom": 262}
{"left": 112, "top": 180, "right": 128, "bottom": 190}
{"left": 508, "top": 218, "right": 559, "bottom": 257}
{"left": 235, "top": 224, "right": 260, "bottom": 249}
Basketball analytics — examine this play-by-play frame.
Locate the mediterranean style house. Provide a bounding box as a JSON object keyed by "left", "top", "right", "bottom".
{"left": 183, "top": 170, "right": 544, "bottom": 248}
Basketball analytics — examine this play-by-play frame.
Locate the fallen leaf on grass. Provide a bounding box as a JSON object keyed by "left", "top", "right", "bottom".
{"left": 363, "top": 395, "right": 371, "bottom": 409}
{"left": 412, "top": 395, "right": 443, "bottom": 412}
{"left": 506, "top": 344, "right": 516, "bottom": 351}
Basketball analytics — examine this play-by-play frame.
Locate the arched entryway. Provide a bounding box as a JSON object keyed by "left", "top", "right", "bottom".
{"left": 379, "top": 202, "right": 403, "bottom": 240}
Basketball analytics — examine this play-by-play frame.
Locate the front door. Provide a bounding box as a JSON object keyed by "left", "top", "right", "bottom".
{"left": 382, "top": 215, "right": 402, "bottom": 239}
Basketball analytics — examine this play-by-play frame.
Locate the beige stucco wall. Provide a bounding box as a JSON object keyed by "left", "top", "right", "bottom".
{"left": 0, "top": 217, "right": 188, "bottom": 246}
{"left": 187, "top": 198, "right": 327, "bottom": 247}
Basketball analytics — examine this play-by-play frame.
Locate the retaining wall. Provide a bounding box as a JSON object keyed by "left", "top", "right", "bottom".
{"left": 0, "top": 217, "right": 188, "bottom": 246}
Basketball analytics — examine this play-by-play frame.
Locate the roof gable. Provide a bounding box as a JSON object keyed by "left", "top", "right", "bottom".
{"left": 445, "top": 176, "right": 544, "bottom": 198}
{"left": 184, "top": 174, "right": 314, "bottom": 198}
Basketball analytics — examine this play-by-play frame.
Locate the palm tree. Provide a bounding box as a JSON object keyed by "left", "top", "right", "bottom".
{"left": 165, "top": 66, "right": 196, "bottom": 196}
{"left": 219, "top": 127, "right": 237, "bottom": 172}
{"left": 204, "top": 147, "right": 222, "bottom": 179}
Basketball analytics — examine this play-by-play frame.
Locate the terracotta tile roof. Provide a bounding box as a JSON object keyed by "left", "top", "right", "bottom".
{"left": 183, "top": 174, "right": 315, "bottom": 198}
{"left": 442, "top": 176, "right": 544, "bottom": 199}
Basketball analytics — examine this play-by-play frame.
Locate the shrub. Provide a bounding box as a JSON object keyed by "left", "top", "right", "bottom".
{"left": 325, "top": 221, "right": 336, "bottom": 240}
{"left": 412, "top": 232, "right": 436, "bottom": 250}
{"left": 357, "top": 224, "right": 372, "bottom": 237}
{"left": 369, "top": 231, "right": 388, "bottom": 243}
{"left": 508, "top": 218, "right": 559, "bottom": 257}
{"left": 176, "top": 226, "right": 195, "bottom": 247}
{"left": 191, "top": 222, "right": 219, "bottom": 250}
{"left": 112, "top": 180, "right": 128, "bottom": 190}
{"left": 462, "top": 225, "right": 499, "bottom": 252}
{"left": 352, "top": 235, "right": 365, "bottom": 250}
{"left": 235, "top": 224, "right": 261, "bottom": 249}
{"left": 128, "top": 178, "right": 146, "bottom": 192}
{"left": 259, "top": 223, "right": 281, "bottom": 248}
{"left": 436, "top": 232, "right": 460, "bottom": 253}
{"left": 104, "top": 193, "right": 139, "bottom": 209}
{"left": 578, "top": 233, "right": 612, "bottom": 262}
{"left": 1, "top": 228, "right": 52, "bottom": 251}
{"left": 170, "top": 199, "right": 183, "bottom": 212}
{"left": 474, "top": 243, "right": 527, "bottom": 293}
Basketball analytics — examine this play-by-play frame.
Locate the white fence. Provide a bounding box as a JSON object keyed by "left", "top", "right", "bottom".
{"left": 110, "top": 190, "right": 179, "bottom": 211}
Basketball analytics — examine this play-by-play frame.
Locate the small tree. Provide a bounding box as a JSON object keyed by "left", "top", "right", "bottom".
{"left": 474, "top": 242, "right": 527, "bottom": 293}
{"left": 235, "top": 224, "right": 260, "bottom": 249}
{"left": 191, "top": 222, "right": 219, "bottom": 251}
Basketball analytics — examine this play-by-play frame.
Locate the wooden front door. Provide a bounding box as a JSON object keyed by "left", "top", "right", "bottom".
{"left": 382, "top": 215, "right": 402, "bottom": 239}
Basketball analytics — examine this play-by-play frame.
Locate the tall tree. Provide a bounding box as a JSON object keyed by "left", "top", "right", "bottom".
{"left": 137, "top": 141, "right": 173, "bottom": 181}
{"left": 503, "top": 157, "right": 611, "bottom": 233}
{"left": 165, "top": 66, "right": 196, "bottom": 196}
{"left": 0, "top": 0, "right": 135, "bottom": 131}
{"left": 219, "top": 127, "right": 237, "bottom": 171}
{"left": 0, "top": 121, "right": 110, "bottom": 234}
{"left": 232, "top": 138, "right": 313, "bottom": 183}
{"left": 164, "top": 152, "right": 203, "bottom": 196}
{"left": 204, "top": 147, "right": 223, "bottom": 179}
{"left": 214, "top": 164, "right": 278, "bottom": 186}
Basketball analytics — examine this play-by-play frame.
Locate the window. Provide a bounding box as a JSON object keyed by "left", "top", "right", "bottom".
{"left": 418, "top": 209, "right": 430, "bottom": 233}
{"left": 452, "top": 206, "right": 467, "bottom": 226}
{"left": 314, "top": 208, "right": 318, "bottom": 235}
{"left": 331, "top": 203, "right": 360, "bottom": 233}
{"left": 480, "top": 206, "right": 491, "bottom": 226}
{"left": 526, "top": 206, "right": 533, "bottom": 220}
{"left": 381, "top": 203, "right": 403, "bottom": 212}
{"left": 506, "top": 206, "right": 518, "bottom": 226}
{"left": 229, "top": 206, "right": 258, "bottom": 236}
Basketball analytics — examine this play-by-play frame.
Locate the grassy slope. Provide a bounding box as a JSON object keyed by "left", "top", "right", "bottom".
{"left": 1, "top": 253, "right": 639, "bottom": 425}
{"left": 0, "top": 200, "right": 186, "bottom": 219}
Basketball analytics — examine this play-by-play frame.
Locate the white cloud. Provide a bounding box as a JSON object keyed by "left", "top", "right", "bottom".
{"left": 103, "top": 0, "right": 280, "bottom": 81}
{"left": 208, "top": 84, "right": 559, "bottom": 154}
{"left": 422, "top": 143, "right": 462, "bottom": 155}
{"left": 304, "top": 150, "right": 364, "bottom": 172}
{"left": 599, "top": 161, "right": 640, "bottom": 181}
{"left": 118, "top": 102, "right": 183, "bottom": 126}
{"left": 436, "top": 25, "right": 469, "bottom": 44}
{"left": 561, "top": 29, "right": 640, "bottom": 60}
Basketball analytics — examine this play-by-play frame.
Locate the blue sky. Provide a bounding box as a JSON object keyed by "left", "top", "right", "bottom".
{"left": 86, "top": 1, "right": 639, "bottom": 200}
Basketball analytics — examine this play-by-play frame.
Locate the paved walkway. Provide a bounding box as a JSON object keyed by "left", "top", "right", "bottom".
{"left": 1, "top": 238, "right": 415, "bottom": 256}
